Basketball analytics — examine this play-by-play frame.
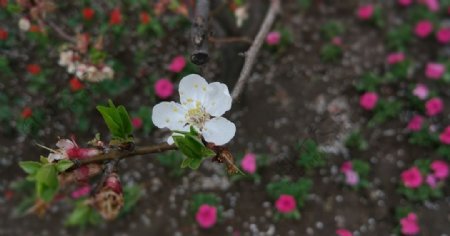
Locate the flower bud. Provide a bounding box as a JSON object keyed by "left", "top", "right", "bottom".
{"left": 93, "top": 173, "right": 124, "bottom": 220}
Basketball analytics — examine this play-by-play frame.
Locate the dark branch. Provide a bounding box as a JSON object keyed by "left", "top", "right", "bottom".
{"left": 190, "top": 0, "right": 210, "bottom": 65}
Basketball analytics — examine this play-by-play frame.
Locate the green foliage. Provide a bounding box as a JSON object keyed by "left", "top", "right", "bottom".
{"left": 65, "top": 201, "right": 102, "bottom": 228}
{"left": 320, "top": 44, "right": 342, "bottom": 63}
{"left": 437, "top": 145, "right": 450, "bottom": 160}
{"left": 173, "top": 127, "right": 216, "bottom": 170}
{"left": 297, "top": 0, "right": 312, "bottom": 10}
{"left": 398, "top": 184, "right": 443, "bottom": 202}
{"left": 345, "top": 130, "right": 368, "bottom": 151}
{"left": 97, "top": 100, "right": 133, "bottom": 141}
{"left": 55, "top": 159, "right": 74, "bottom": 172}
{"left": 350, "top": 160, "right": 371, "bottom": 189}
{"left": 19, "top": 161, "right": 42, "bottom": 175}
{"left": 266, "top": 178, "right": 312, "bottom": 208}
{"left": 157, "top": 151, "right": 186, "bottom": 177}
{"left": 297, "top": 139, "right": 326, "bottom": 169}
{"left": 386, "top": 25, "right": 412, "bottom": 50}
{"left": 384, "top": 60, "right": 411, "bottom": 81}
{"left": 320, "top": 22, "right": 344, "bottom": 40}
{"left": 35, "top": 164, "right": 59, "bottom": 202}
{"left": 408, "top": 129, "right": 438, "bottom": 147}
{"left": 355, "top": 73, "right": 382, "bottom": 92}
{"left": 369, "top": 99, "right": 403, "bottom": 127}
{"left": 120, "top": 185, "right": 143, "bottom": 215}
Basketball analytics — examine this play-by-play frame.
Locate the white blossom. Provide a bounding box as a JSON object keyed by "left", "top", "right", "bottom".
{"left": 47, "top": 139, "right": 75, "bottom": 163}
{"left": 235, "top": 6, "right": 248, "bottom": 28}
{"left": 18, "top": 18, "right": 31, "bottom": 31}
{"left": 58, "top": 50, "right": 74, "bottom": 67}
{"left": 152, "top": 74, "right": 236, "bottom": 146}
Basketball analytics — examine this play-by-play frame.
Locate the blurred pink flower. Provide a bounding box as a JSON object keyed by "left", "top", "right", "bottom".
{"left": 340, "top": 161, "right": 353, "bottom": 173}
{"left": 387, "top": 52, "right": 405, "bottom": 64}
{"left": 426, "top": 63, "right": 445, "bottom": 79}
{"left": 436, "top": 27, "right": 450, "bottom": 44}
{"left": 275, "top": 194, "right": 296, "bottom": 213}
{"left": 398, "top": 0, "right": 413, "bottom": 7}
{"left": 196, "top": 204, "right": 218, "bottom": 229}
{"left": 439, "top": 126, "right": 450, "bottom": 145}
{"left": 400, "top": 213, "right": 420, "bottom": 235}
{"left": 71, "top": 185, "right": 91, "bottom": 199}
{"left": 357, "top": 5, "right": 374, "bottom": 20}
{"left": 426, "top": 174, "right": 437, "bottom": 188}
{"left": 332, "top": 36, "right": 343, "bottom": 46}
{"left": 422, "top": 0, "right": 439, "bottom": 12}
{"left": 241, "top": 153, "right": 257, "bottom": 174}
{"left": 154, "top": 78, "right": 174, "bottom": 99}
{"left": 425, "top": 98, "right": 443, "bottom": 116}
{"left": 336, "top": 229, "right": 353, "bottom": 236}
{"left": 412, "top": 83, "right": 429, "bottom": 100}
{"left": 359, "top": 92, "right": 378, "bottom": 110}
{"left": 132, "top": 117, "right": 143, "bottom": 129}
{"left": 414, "top": 20, "right": 433, "bottom": 38}
{"left": 345, "top": 170, "right": 359, "bottom": 186}
{"left": 168, "top": 56, "right": 186, "bottom": 73}
{"left": 430, "top": 160, "right": 449, "bottom": 179}
{"left": 401, "top": 167, "right": 423, "bottom": 188}
{"left": 266, "top": 31, "right": 281, "bottom": 45}
{"left": 407, "top": 115, "right": 424, "bottom": 132}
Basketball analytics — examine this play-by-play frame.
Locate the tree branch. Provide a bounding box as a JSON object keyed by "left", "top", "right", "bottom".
{"left": 44, "top": 19, "right": 76, "bottom": 44}
{"left": 190, "top": 0, "right": 210, "bottom": 65}
{"left": 231, "top": 0, "right": 281, "bottom": 101}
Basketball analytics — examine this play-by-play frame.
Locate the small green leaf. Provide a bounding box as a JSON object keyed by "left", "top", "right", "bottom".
{"left": 36, "top": 164, "right": 58, "bottom": 188}
{"left": 56, "top": 160, "right": 74, "bottom": 172}
{"left": 40, "top": 156, "right": 49, "bottom": 164}
{"left": 19, "top": 161, "right": 42, "bottom": 175}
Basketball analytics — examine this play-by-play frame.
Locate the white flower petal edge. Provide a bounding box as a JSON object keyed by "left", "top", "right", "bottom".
{"left": 204, "top": 82, "right": 232, "bottom": 117}
{"left": 202, "top": 117, "right": 236, "bottom": 146}
{"left": 179, "top": 74, "right": 208, "bottom": 108}
{"left": 152, "top": 101, "right": 187, "bottom": 131}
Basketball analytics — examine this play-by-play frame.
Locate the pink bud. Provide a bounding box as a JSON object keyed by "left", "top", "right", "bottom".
{"left": 415, "top": 20, "right": 433, "bottom": 38}
{"left": 387, "top": 52, "right": 405, "bottom": 65}
{"left": 265, "top": 31, "right": 281, "bottom": 45}
{"left": 398, "top": 0, "right": 413, "bottom": 7}
{"left": 195, "top": 204, "right": 218, "bottom": 228}
{"left": 425, "top": 97, "right": 444, "bottom": 116}
{"left": 359, "top": 92, "right": 378, "bottom": 110}
{"left": 436, "top": 27, "right": 450, "bottom": 44}
{"left": 412, "top": 83, "right": 429, "bottom": 100}
{"left": 154, "top": 78, "right": 174, "bottom": 99}
{"left": 275, "top": 194, "right": 297, "bottom": 213}
{"left": 132, "top": 117, "right": 143, "bottom": 129}
{"left": 240, "top": 153, "right": 257, "bottom": 174}
{"left": 168, "top": 56, "right": 186, "bottom": 73}
{"left": 407, "top": 115, "right": 424, "bottom": 132}
{"left": 357, "top": 5, "right": 374, "bottom": 20}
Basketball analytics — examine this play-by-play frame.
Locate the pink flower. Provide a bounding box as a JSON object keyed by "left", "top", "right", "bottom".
{"left": 398, "top": 0, "right": 413, "bottom": 7}
{"left": 357, "top": 5, "right": 374, "bottom": 20}
{"left": 340, "top": 161, "right": 353, "bottom": 173}
{"left": 401, "top": 167, "right": 423, "bottom": 188}
{"left": 266, "top": 31, "right": 281, "bottom": 45}
{"left": 71, "top": 185, "right": 91, "bottom": 199}
{"left": 168, "top": 56, "right": 186, "bottom": 73}
{"left": 425, "top": 98, "right": 443, "bottom": 116}
{"left": 425, "top": 63, "right": 445, "bottom": 79}
{"left": 275, "top": 194, "right": 296, "bottom": 213}
{"left": 414, "top": 20, "right": 433, "bottom": 38}
{"left": 426, "top": 174, "right": 437, "bottom": 188}
{"left": 407, "top": 115, "right": 424, "bottom": 132}
{"left": 436, "top": 27, "right": 450, "bottom": 44}
{"left": 359, "top": 92, "right": 378, "bottom": 110}
{"left": 241, "top": 153, "right": 257, "bottom": 174}
{"left": 332, "top": 36, "right": 343, "bottom": 46}
{"left": 430, "top": 160, "right": 449, "bottom": 180}
{"left": 400, "top": 213, "right": 420, "bottom": 235}
{"left": 387, "top": 52, "right": 405, "bottom": 65}
{"left": 345, "top": 170, "right": 359, "bottom": 186}
{"left": 422, "top": 0, "right": 439, "bottom": 12}
{"left": 195, "top": 204, "right": 217, "bottom": 229}
{"left": 132, "top": 117, "right": 143, "bottom": 129}
{"left": 336, "top": 229, "right": 353, "bottom": 236}
{"left": 412, "top": 83, "right": 429, "bottom": 100}
{"left": 154, "top": 78, "right": 174, "bottom": 99}
{"left": 439, "top": 126, "right": 450, "bottom": 145}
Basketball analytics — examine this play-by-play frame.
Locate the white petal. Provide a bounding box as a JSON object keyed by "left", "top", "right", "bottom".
{"left": 179, "top": 74, "right": 208, "bottom": 109}
{"left": 48, "top": 152, "right": 66, "bottom": 163}
{"left": 166, "top": 133, "right": 185, "bottom": 145}
{"left": 204, "top": 82, "right": 232, "bottom": 117}
{"left": 202, "top": 117, "right": 236, "bottom": 145}
{"left": 56, "top": 139, "right": 75, "bottom": 150}
{"left": 152, "top": 102, "right": 187, "bottom": 131}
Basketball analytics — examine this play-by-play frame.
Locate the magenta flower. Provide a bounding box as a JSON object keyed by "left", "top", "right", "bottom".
{"left": 430, "top": 160, "right": 449, "bottom": 180}
{"left": 266, "top": 31, "right": 281, "bottom": 46}
{"left": 400, "top": 213, "right": 420, "bottom": 235}
{"left": 426, "top": 174, "right": 437, "bottom": 188}
{"left": 168, "top": 55, "right": 186, "bottom": 73}
{"left": 401, "top": 167, "right": 423, "bottom": 189}
{"left": 359, "top": 92, "right": 378, "bottom": 110}
{"left": 425, "top": 98, "right": 443, "bottom": 116}
{"left": 154, "top": 78, "right": 174, "bottom": 99}
{"left": 195, "top": 204, "right": 217, "bottom": 229}
{"left": 387, "top": 52, "right": 405, "bottom": 65}
{"left": 439, "top": 126, "right": 450, "bottom": 145}
{"left": 422, "top": 0, "right": 439, "bottom": 12}
{"left": 398, "top": 0, "right": 413, "bottom": 7}
{"left": 436, "top": 27, "right": 450, "bottom": 44}
{"left": 414, "top": 20, "right": 433, "bottom": 38}
{"left": 71, "top": 185, "right": 91, "bottom": 199}
{"left": 275, "top": 194, "right": 296, "bottom": 213}
{"left": 132, "top": 117, "right": 143, "bottom": 129}
{"left": 240, "top": 152, "right": 257, "bottom": 174}
{"left": 407, "top": 115, "right": 424, "bottom": 132}
{"left": 336, "top": 229, "right": 353, "bottom": 236}
{"left": 340, "top": 161, "right": 353, "bottom": 173}
{"left": 357, "top": 5, "right": 374, "bottom": 20}
{"left": 425, "top": 63, "right": 445, "bottom": 79}
{"left": 332, "top": 36, "right": 343, "bottom": 46}
{"left": 412, "top": 83, "right": 429, "bottom": 100}
{"left": 345, "top": 170, "right": 359, "bottom": 186}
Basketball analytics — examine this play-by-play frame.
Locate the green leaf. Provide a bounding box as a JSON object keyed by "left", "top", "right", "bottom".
{"left": 56, "top": 160, "right": 74, "bottom": 172}
{"left": 35, "top": 164, "right": 59, "bottom": 202}
{"left": 117, "top": 105, "right": 133, "bottom": 135}
{"left": 19, "top": 161, "right": 42, "bottom": 175}
{"left": 97, "top": 100, "right": 134, "bottom": 140}
{"left": 121, "top": 185, "right": 142, "bottom": 215}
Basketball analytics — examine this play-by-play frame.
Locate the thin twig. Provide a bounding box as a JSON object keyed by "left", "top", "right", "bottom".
{"left": 45, "top": 20, "right": 76, "bottom": 43}
{"left": 231, "top": 0, "right": 281, "bottom": 101}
